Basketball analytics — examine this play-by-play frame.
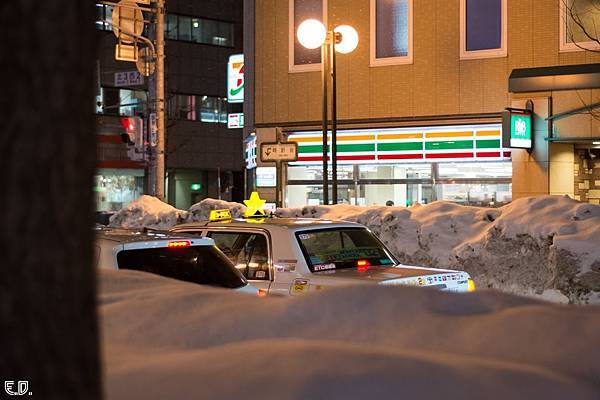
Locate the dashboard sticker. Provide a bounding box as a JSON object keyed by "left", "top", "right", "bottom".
{"left": 291, "top": 278, "right": 309, "bottom": 294}
{"left": 313, "top": 263, "right": 336, "bottom": 271}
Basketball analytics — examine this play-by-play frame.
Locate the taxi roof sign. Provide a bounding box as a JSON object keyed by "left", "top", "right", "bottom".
{"left": 209, "top": 209, "right": 232, "bottom": 221}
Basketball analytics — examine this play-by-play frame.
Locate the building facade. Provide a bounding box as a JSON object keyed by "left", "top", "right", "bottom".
{"left": 94, "top": 0, "right": 245, "bottom": 212}
{"left": 245, "top": 0, "right": 600, "bottom": 207}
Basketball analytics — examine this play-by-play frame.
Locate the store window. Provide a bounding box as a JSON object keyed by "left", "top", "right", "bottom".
{"left": 359, "top": 164, "right": 431, "bottom": 180}
{"left": 285, "top": 161, "right": 511, "bottom": 207}
{"left": 288, "top": 165, "right": 354, "bottom": 181}
{"left": 435, "top": 183, "right": 511, "bottom": 207}
{"left": 168, "top": 94, "right": 228, "bottom": 123}
{"left": 94, "top": 172, "right": 144, "bottom": 212}
{"left": 97, "top": 87, "right": 147, "bottom": 116}
{"left": 560, "top": 0, "right": 600, "bottom": 51}
{"left": 290, "top": 0, "right": 326, "bottom": 72}
{"left": 460, "top": 0, "right": 507, "bottom": 59}
{"left": 370, "top": 0, "right": 413, "bottom": 66}
{"left": 437, "top": 162, "right": 512, "bottom": 179}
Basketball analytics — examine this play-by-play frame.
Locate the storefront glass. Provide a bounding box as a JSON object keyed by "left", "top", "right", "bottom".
{"left": 94, "top": 171, "right": 144, "bottom": 211}
{"left": 285, "top": 162, "right": 511, "bottom": 208}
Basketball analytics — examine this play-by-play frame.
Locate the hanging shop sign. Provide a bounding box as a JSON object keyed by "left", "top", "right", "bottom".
{"left": 228, "top": 113, "right": 244, "bottom": 129}
{"left": 502, "top": 108, "right": 533, "bottom": 150}
{"left": 288, "top": 124, "right": 510, "bottom": 165}
{"left": 227, "top": 54, "right": 244, "bottom": 103}
{"left": 244, "top": 134, "right": 257, "bottom": 170}
{"left": 115, "top": 71, "right": 144, "bottom": 86}
{"left": 260, "top": 142, "right": 299, "bottom": 162}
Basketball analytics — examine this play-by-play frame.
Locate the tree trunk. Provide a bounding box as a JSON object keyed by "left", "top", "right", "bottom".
{"left": 0, "top": 1, "right": 100, "bottom": 399}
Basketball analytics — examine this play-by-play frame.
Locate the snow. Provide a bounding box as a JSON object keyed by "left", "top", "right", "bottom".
{"left": 108, "top": 195, "right": 600, "bottom": 304}
{"left": 108, "top": 195, "right": 187, "bottom": 230}
{"left": 187, "top": 198, "right": 246, "bottom": 221}
{"left": 277, "top": 196, "right": 600, "bottom": 304}
{"left": 100, "top": 269, "right": 600, "bottom": 399}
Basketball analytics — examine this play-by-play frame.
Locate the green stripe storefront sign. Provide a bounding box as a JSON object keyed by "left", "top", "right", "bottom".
{"left": 289, "top": 125, "right": 510, "bottom": 164}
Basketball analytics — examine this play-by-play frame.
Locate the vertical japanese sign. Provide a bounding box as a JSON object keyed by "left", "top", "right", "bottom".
{"left": 227, "top": 54, "right": 244, "bottom": 103}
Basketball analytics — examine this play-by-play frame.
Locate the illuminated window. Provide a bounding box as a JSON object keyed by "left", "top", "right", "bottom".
{"left": 460, "top": 0, "right": 507, "bottom": 59}
{"left": 168, "top": 94, "right": 228, "bottom": 123}
{"left": 289, "top": 0, "right": 327, "bottom": 72}
{"left": 370, "top": 0, "right": 413, "bottom": 66}
{"left": 560, "top": 0, "right": 600, "bottom": 52}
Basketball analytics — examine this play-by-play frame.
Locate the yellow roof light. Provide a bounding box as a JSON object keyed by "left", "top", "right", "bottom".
{"left": 209, "top": 209, "right": 232, "bottom": 221}
{"left": 244, "top": 192, "right": 267, "bottom": 218}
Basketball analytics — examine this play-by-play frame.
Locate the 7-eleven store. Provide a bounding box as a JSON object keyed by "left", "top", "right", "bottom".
{"left": 279, "top": 124, "right": 512, "bottom": 208}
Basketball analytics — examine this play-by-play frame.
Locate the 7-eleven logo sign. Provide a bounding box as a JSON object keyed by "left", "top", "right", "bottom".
{"left": 227, "top": 54, "right": 244, "bottom": 103}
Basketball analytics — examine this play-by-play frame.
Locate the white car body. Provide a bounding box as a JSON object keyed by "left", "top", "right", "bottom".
{"left": 95, "top": 228, "right": 258, "bottom": 295}
{"left": 171, "top": 218, "right": 474, "bottom": 296}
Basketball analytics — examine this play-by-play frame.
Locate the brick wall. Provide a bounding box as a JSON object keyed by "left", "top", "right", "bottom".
{"left": 574, "top": 149, "right": 600, "bottom": 204}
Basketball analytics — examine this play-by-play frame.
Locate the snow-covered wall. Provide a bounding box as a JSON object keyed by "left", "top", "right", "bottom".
{"left": 109, "top": 195, "right": 600, "bottom": 304}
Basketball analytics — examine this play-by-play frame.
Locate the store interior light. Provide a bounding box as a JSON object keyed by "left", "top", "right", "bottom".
{"left": 334, "top": 25, "right": 359, "bottom": 54}
{"left": 297, "top": 19, "right": 326, "bottom": 49}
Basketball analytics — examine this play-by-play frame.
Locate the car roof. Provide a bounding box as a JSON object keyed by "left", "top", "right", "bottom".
{"left": 174, "top": 217, "right": 363, "bottom": 230}
{"left": 95, "top": 227, "right": 202, "bottom": 244}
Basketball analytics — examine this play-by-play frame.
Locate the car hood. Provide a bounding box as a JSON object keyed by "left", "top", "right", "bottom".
{"left": 311, "top": 265, "right": 470, "bottom": 288}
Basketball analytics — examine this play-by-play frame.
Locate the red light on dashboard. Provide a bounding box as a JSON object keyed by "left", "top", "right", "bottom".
{"left": 357, "top": 259, "right": 370, "bottom": 272}
{"left": 168, "top": 240, "right": 191, "bottom": 249}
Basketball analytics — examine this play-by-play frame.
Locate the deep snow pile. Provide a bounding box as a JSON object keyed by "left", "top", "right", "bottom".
{"left": 277, "top": 196, "right": 600, "bottom": 304}
{"left": 108, "top": 197, "right": 247, "bottom": 229}
{"left": 108, "top": 195, "right": 187, "bottom": 229}
{"left": 187, "top": 198, "right": 246, "bottom": 221}
{"left": 108, "top": 195, "right": 600, "bottom": 304}
{"left": 100, "top": 269, "right": 600, "bottom": 400}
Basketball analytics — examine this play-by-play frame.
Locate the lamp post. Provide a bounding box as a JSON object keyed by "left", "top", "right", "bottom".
{"left": 297, "top": 20, "right": 358, "bottom": 205}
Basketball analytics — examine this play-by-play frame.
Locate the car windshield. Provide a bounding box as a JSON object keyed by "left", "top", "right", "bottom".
{"left": 116, "top": 245, "right": 247, "bottom": 289}
{"left": 295, "top": 228, "right": 396, "bottom": 272}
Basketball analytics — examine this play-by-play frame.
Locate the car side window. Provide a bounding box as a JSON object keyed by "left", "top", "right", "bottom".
{"left": 209, "top": 231, "right": 270, "bottom": 280}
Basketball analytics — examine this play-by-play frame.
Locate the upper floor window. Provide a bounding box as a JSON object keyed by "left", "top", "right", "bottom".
{"left": 96, "top": 3, "right": 114, "bottom": 32}
{"left": 560, "top": 0, "right": 600, "bottom": 52}
{"left": 289, "top": 0, "right": 327, "bottom": 72}
{"left": 370, "top": 0, "right": 413, "bottom": 66}
{"left": 165, "top": 13, "right": 235, "bottom": 47}
{"left": 168, "top": 94, "right": 228, "bottom": 123}
{"left": 96, "top": 4, "right": 234, "bottom": 48}
{"left": 460, "top": 0, "right": 507, "bottom": 59}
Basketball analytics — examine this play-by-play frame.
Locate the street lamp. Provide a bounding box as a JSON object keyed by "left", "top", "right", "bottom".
{"left": 297, "top": 20, "right": 358, "bottom": 205}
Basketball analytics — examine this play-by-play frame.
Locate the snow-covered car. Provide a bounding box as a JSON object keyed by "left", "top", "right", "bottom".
{"left": 95, "top": 227, "right": 258, "bottom": 295}
{"left": 170, "top": 217, "right": 475, "bottom": 296}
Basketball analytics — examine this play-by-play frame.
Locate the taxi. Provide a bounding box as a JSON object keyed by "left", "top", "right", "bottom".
{"left": 170, "top": 195, "right": 475, "bottom": 296}
{"left": 95, "top": 227, "right": 258, "bottom": 295}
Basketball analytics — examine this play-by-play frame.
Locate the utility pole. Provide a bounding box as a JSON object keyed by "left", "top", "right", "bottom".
{"left": 147, "top": 0, "right": 166, "bottom": 199}
{"left": 155, "top": 0, "right": 166, "bottom": 200}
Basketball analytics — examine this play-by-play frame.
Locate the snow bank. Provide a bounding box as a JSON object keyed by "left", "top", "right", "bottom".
{"left": 100, "top": 269, "right": 600, "bottom": 399}
{"left": 108, "top": 195, "right": 187, "bottom": 230}
{"left": 278, "top": 196, "right": 600, "bottom": 304}
{"left": 187, "top": 198, "right": 246, "bottom": 221}
{"left": 108, "top": 195, "right": 600, "bottom": 303}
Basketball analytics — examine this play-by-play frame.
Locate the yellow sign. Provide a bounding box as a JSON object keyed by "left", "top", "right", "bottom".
{"left": 291, "top": 279, "right": 309, "bottom": 294}
{"left": 209, "top": 209, "right": 232, "bottom": 221}
{"left": 244, "top": 192, "right": 266, "bottom": 217}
